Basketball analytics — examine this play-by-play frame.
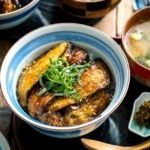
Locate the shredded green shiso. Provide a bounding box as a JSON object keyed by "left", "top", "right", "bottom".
{"left": 37, "top": 58, "right": 90, "bottom": 101}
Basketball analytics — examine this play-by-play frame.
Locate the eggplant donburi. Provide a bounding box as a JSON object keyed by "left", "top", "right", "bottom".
{"left": 17, "top": 41, "right": 115, "bottom": 127}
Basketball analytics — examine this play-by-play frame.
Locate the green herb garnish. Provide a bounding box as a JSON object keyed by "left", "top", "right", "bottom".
{"left": 135, "top": 48, "right": 150, "bottom": 68}
{"left": 37, "top": 58, "right": 90, "bottom": 101}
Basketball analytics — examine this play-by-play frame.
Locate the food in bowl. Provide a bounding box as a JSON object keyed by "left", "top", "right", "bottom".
{"left": 128, "top": 92, "right": 150, "bottom": 137}
{"left": 0, "top": 0, "right": 32, "bottom": 14}
{"left": 1, "top": 23, "right": 130, "bottom": 138}
{"left": 121, "top": 6, "right": 150, "bottom": 87}
{"left": 134, "top": 100, "right": 150, "bottom": 130}
{"left": 0, "top": 0, "right": 39, "bottom": 29}
{"left": 17, "top": 41, "right": 115, "bottom": 126}
{"left": 124, "top": 17, "right": 150, "bottom": 69}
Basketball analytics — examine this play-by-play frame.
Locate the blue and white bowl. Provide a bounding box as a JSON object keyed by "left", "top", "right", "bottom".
{"left": 0, "top": 23, "right": 130, "bottom": 138}
{"left": 0, "top": 0, "right": 39, "bottom": 29}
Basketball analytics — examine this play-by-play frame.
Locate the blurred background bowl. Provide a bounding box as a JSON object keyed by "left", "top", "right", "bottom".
{"left": 55, "top": 0, "right": 121, "bottom": 19}
{"left": 121, "top": 6, "right": 150, "bottom": 87}
{"left": 0, "top": 23, "right": 130, "bottom": 138}
{"left": 0, "top": 0, "right": 39, "bottom": 29}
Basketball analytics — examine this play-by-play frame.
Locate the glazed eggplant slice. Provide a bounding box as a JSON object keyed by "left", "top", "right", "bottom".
{"left": 75, "top": 58, "right": 111, "bottom": 98}
{"left": 17, "top": 42, "right": 68, "bottom": 108}
{"left": 27, "top": 42, "right": 89, "bottom": 116}
{"left": 63, "top": 89, "right": 113, "bottom": 126}
{"left": 62, "top": 42, "right": 89, "bottom": 65}
{"left": 28, "top": 84, "right": 55, "bottom": 117}
{"left": 47, "top": 58, "right": 111, "bottom": 112}
{"left": 37, "top": 87, "right": 114, "bottom": 126}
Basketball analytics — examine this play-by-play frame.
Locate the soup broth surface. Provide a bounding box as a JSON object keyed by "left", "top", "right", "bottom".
{"left": 125, "top": 18, "right": 150, "bottom": 68}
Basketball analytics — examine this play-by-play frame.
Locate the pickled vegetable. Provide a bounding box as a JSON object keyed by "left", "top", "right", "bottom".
{"left": 134, "top": 100, "right": 150, "bottom": 129}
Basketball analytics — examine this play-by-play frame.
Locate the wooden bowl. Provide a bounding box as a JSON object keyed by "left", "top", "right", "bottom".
{"left": 55, "top": 0, "right": 121, "bottom": 19}
{"left": 121, "top": 6, "right": 150, "bottom": 87}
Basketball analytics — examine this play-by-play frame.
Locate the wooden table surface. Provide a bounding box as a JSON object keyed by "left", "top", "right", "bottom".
{"left": 0, "top": 0, "right": 134, "bottom": 149}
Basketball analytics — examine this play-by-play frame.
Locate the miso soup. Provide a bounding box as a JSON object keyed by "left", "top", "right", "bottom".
{"left": 125, "top": 17, "right": 150, "bottom": 69}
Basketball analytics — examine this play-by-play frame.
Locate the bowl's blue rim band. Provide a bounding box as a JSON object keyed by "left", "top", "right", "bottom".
{"left": 30, "top": 124, "right": 81, "bottom": 138}
{"left": 6, "top": 31, "right": 124, "bottom": 122}
{"left": 0, "top": 3, "right": 39, "bottom": 24}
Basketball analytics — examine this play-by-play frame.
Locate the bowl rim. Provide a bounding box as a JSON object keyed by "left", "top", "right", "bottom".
{"left": 0, "top": 0, "right": 39, "bottom": 18}
{"left": 0, "top": 23, "right": 130, "bottom": 131}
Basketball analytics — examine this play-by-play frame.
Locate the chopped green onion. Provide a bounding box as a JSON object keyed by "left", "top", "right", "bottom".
{"left": 37, "top": 58, "right": 90, "bottom": 100}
